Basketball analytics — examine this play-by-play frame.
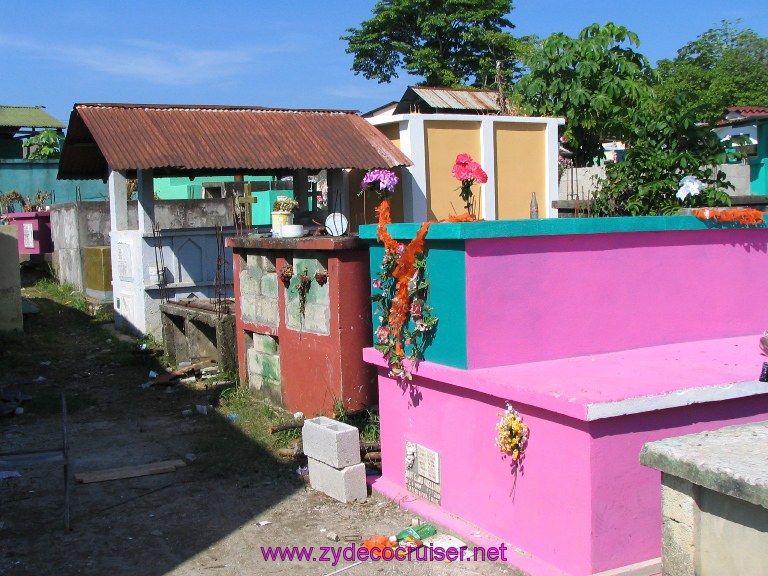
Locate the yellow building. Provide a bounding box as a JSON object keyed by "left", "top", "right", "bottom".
{"left": 352, "top": 87, "right": 564, "bottom": 224}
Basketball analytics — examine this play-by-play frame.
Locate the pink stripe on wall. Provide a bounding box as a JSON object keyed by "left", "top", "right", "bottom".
{"left": 465, "top": 229, "right": 768, "bottom": 369}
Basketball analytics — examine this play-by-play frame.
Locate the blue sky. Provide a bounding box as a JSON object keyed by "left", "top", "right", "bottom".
{"left": 3, "top": 1, "right": 767, "bottom": 126}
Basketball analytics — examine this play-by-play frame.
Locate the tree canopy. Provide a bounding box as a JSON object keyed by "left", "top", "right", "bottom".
{"left": 341, "top": 0, "right": 531, "bottom": 87}
{"left": 514, "top": 23, "right": 656, "bottom": 167}
{"left": 591, "top": 98, "right": 733, "bottom": 216}
{"left": 656, "top": 21, "right": 768, "bottom": 123}
{"left": 23, "top": 129, "right": 64, "bottom": 160}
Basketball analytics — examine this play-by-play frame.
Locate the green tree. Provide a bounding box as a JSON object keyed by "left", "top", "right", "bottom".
{"left": 656, "top": 21, "right": 768, "bottom": 123}
{"left": 23, "top": 129, "right": 64, "bottom": 160}
{"left": 341, "top": 0, "right": 531, "bottom": 87}
{"left": 591, "top": 98, "right": 733, "bottom": 216}
{"left": 515, "top": 23, "right": 656, "bottom": 167}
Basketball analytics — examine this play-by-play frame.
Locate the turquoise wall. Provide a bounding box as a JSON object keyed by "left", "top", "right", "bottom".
{"left": 153, "top": 176, "right": 311, "bottom": 226}
{"left": 0, "top": 161, "right": 317, "bottom": 226}
{"left": 0, "top": 159, "right": 107, "bottom": 209}
{"left": 153, "top": 175, "right": 275, "bottom": 200}
{"left": 750, "top": 122, "right": 768, "bottom": 195}
{"left": 368, "top": 239, "right": 468, "bottom": 369}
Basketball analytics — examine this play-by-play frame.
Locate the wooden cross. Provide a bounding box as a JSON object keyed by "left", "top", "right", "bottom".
{"left": 235, "top": 194, "right": 258, "bottom": 226}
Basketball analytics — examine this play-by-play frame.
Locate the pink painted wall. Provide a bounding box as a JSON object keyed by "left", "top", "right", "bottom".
{"left": 465, "top": 229, "right": 768, "bottom": 369}
{"left": 379, "top": 371, "right": 593, "bottom": 574}
{"left": 588, "top": 399, "right": 768, "bottom": 572}
{"left": 377, "top": 368, "right": 768, "bottom": 575}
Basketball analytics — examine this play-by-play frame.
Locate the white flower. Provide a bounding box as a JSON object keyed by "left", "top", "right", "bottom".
{"left": 676, "top": 176, "right": 704, "bottom": 201}
{"left": 408, "top": 272, "right": 419, "bottom": 292}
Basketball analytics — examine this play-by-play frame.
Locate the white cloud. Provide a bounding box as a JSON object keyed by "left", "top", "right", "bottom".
{"left": 0, "top": 34, "right": 285, "bottom": 86}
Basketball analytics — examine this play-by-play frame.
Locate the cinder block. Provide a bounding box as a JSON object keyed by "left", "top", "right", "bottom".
{"left": 261, "top": 273, "right": 278, "bottom": 298}
{"left": 303, "top": 416, "right": 361, "bottom": 468}
{"left": 254, "top": 298, "right": 278, "bottom": 327}
{"left": 307, "top": 457, "right": 367, "bottom": 503}
{"left": 246, "top": 347, "right": 281, "bottom": 389}
{"left": 251, "top": 332, "right": 278, "bottom": 354}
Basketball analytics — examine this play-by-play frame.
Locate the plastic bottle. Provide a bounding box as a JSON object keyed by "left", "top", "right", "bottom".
{"left": 389, "top": 522, "right": 436, "bottom": 544}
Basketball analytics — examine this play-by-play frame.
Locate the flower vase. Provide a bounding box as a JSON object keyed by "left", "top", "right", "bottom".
{"left": 271, "top": 211, "right": 294, "bottom": 238}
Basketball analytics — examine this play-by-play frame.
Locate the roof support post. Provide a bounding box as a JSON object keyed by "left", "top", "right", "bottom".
{"left": 108, "top": 170, "right": 128, "bottom": 232}
{"left": 293, "top": 169, "right": 309, "bottom": 213}
{"left": 137, "top": 169, "right": 155, "bottom": 233}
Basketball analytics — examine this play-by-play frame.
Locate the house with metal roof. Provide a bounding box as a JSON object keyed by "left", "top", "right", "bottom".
{"left": 56, "top": 102, "right": 412, "bottom": 337}
{"left": 0, "top": 105, "right": 65, "bottom": 159}
{"left": 713, "top": 106, "right": 768, "bottom": 195}
{"left": 395, "top": 86, "right": 500, "bottom": 115}
{"left": 0, "top": 105, "right": 108, "bottom": 209}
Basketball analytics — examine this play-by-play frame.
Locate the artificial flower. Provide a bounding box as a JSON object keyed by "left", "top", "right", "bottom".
{"left": 452, "top": 153, "right": 487, "bottom": 215}
{"left": 360, "top": 169, "right": 399, "bottom": 200}
{"left": 676, "top": 175, "right": 704, "bottom": 201}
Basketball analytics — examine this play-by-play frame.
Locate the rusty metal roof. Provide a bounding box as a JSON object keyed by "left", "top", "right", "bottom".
{"left": 726, "top": 106, "right": 768, "bottom": 118}
{"left": 58, "top": 103, "right": 412, "bottom": 180}
{"left": 394, "top": 86, "right": 500, "bottom": 115}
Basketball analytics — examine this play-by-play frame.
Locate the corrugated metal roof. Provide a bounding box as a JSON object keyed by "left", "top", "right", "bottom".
{"left": 726, "top": 106, "right": 768, "bottom": 118}
{"left": 0, "top": 106, "right": 66, "bottom": 129}
{"left": 717, "top": 106, "right": 768, "bottom": 127}
{"left": 394, "top": 86, "right": 500, "bottom": 114}
{"left": 58, "top": 103, "right": 412, "bottom": 180}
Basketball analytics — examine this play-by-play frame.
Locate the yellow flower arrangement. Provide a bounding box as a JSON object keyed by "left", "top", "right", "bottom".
{"left": 495, "top": 402, "right": 529, "bottom": 465}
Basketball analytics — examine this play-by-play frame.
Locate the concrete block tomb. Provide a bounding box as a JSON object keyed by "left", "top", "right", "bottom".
{"left": 359, "top": 215, "right": 768, "bottom": 576}
{"left": 160, "top": 300, "right": 236, "bottom": 374}
{"left": 641, "top": 422, "right": 768, "bottom": 576}
{"left": 0, "top": 226, "right": 23, "bottom": 332}
{"left": 227, "top": 235, "right": 376, "bottom": 416}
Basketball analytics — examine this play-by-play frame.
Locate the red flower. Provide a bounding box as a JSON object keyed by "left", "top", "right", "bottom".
{"left": 410, "top": 299, "right": 423, "bottom": 320}
{"left": 452, "top": 153, "right": 487, "bottom": 184}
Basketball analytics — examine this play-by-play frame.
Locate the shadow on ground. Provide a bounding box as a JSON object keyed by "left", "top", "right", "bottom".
{"left": 0, "top": 294, "right": 305, "bottom": 576}
{"left": 1, "top": 273, "right": 517, "bottom": 576}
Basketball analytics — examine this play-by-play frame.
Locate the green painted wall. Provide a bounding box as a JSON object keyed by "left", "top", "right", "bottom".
{"left": 0, "top": 159, "right": 107, "bottom": 209}
{"left": 152, "top": 176, "right": 313, "bottom": 226}
{"left": 750, "top": 122, "right": 768, "bottom": 195}
{"left": 153, "top": 175, "right": 276, "bottom": 199}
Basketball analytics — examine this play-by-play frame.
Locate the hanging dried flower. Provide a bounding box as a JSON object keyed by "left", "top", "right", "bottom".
{"left": 314, "top": 269, "right": 328, "bottom": 286}
{"left": 372, "top": 197, "right": 438, "bottom": 381}
{"left": 297, "top": 268, "right": 313, "bottom": 319}
{"left": 279, "top": 262, "right": 294, "bottom": 284}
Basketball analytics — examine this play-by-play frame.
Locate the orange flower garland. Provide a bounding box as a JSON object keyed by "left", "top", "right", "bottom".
{"left": 373, "top": 197, "right": 435, "bottom": 378}
{"left": 692, "top": 207, "right": 765, "bottom": 226}
{"left": 368, "top": 156, "right": 486, "bottom": 379}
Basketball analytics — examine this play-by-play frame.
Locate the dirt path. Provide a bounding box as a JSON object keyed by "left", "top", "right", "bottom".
{"left": 1, "top": 272, "right": 518, "bottom": 576}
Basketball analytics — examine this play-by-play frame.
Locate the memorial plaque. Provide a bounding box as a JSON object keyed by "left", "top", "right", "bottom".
{"left": 117, "top": 242, "right": 133, "bottom": 281}
{"left": 405, "top": 441, "right": 441, "bottom": 504}
{"left": 22, "top": 223, "right": 34, "bottom": 248}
